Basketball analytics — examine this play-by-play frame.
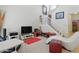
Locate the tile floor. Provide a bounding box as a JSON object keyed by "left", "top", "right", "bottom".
{"left": 18, "top": 36, "right": 49, "bottom": 53}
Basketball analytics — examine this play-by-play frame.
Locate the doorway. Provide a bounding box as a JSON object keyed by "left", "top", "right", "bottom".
{"left": 68, "top": 12, "right": 79, "bottom": 36}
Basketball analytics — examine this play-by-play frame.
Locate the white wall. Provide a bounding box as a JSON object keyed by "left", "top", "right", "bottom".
{"left": 0, "top": 5, "right": 42, "bottom": 35}
{"left": 50, "top": 5, "right": 79, "bottom": 37}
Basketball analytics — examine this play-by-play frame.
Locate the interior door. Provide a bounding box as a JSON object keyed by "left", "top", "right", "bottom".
{"left": 72, "top": 20, "right": 78, "bottom": 33}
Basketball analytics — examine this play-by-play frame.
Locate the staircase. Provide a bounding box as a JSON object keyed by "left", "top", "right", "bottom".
{"left": 40, "top": 15, "right": 62, "bottom": 36}
{"left": 48, "top": 22, "right": 60, "bottom": 34}
{"left": 40, "top": 24, "right": 60, "bottom": 35}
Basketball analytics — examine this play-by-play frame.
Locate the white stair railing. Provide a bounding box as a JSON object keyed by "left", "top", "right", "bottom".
{"left": 48, "top": 23, "right": 60, "bottom": 34}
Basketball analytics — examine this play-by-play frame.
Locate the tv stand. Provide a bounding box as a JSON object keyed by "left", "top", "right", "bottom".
{"left": 21, "top": 33, "right": 34, "bottom": 40}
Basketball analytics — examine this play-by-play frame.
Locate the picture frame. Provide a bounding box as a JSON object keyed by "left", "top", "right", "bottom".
{"left": 55, "top": 12, "right": 64, "bottom": 19}
{"left": 42, "top": 5, "right": 47, "bottom": 15}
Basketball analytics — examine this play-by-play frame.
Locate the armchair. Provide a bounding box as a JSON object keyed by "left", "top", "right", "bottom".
{"left": 46, "top": 32, "right": 79, "bottom": 52}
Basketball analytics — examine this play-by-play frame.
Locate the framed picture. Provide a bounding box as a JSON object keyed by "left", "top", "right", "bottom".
{"left": 55, "top": 12, "right": 64, "bottom": 19}
{"left": 42, "top": 5, "right": 47, "bottom": 15}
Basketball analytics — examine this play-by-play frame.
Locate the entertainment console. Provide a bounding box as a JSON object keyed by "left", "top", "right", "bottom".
{"left": 21, "top": 33, "right": 34, "bottom": 40}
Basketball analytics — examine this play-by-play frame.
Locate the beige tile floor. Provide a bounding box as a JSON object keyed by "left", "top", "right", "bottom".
{"left": 18, "top": 37, "right": 49, "bottom": 53}
{"left": 18, "top": 36, "right": 71, "bottom": 53}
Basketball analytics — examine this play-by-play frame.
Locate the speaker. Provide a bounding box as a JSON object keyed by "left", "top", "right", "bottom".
{"left": 10, "top": 32, "right": 18, "bottom": 36}
{"left": 3, "top": 28, "right": 6, "bottom": 40}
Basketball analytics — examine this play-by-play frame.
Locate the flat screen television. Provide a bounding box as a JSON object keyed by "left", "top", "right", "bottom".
{"left": 21, "top": 26, "right": 32, "bottom": 35}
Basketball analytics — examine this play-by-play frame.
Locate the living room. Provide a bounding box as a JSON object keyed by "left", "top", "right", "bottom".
{"left": 1, "top": 5, "right": 79, "bottom": 53}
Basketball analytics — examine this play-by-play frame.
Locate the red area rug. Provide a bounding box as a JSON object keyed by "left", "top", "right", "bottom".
{"left": 24, "top": 37, "right": 41, "bottom": 45}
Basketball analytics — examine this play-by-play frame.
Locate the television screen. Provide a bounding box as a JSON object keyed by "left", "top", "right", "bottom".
{"left": 21, "top": 26, "right": 32, "bottom": 34}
